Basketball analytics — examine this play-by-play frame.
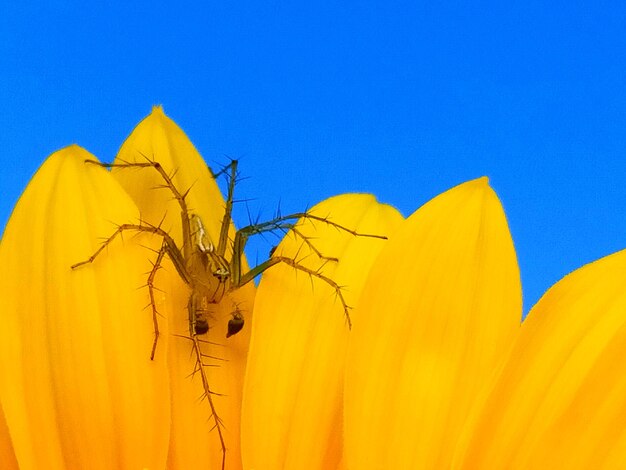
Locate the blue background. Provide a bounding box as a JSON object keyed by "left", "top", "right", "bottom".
{"left": 2, "top": 1, "right": 626, "bottom": 315}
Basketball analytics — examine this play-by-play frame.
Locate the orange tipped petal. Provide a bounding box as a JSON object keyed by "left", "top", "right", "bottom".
{"left": 242, "top": 194, "right": 403, "bottom": 469}
{"left": 455, "top": 248, "right": 626, "bottom": 469}
{"left": 344, "top": 177, "right": 522, "bottom": 469}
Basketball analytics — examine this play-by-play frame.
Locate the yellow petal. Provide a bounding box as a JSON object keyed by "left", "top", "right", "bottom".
{"left": 455, "top": 248, "right": 626, "bottom": 469}
{"left": 241, "top": 194, "right": 403, "bottom": 469}
{"left": 113, "top": 106, "right": 254, "bottom": 469}
{"left": 113, "top": 106, "right": 230, "bottom": 254}
{"left": 344, "top": 177, "right": 522, "bottom": 469}
{"left": 0, "top": 145, "right": 170, "bottom": 469}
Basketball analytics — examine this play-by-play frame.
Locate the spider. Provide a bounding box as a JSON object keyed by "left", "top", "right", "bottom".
{"left": 72, "top": 158, "right": 387, "bottom": 469}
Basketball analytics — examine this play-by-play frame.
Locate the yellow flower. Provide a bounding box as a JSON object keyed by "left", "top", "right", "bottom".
{"left": 0, "top": 107, "right": 399, "bottom": 469}
{"left": 3, "top": 106, "right": 626, "bottom": 470}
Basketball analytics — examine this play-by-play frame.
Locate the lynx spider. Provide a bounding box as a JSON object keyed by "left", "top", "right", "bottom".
{"left": 72, "top": 157, "right": 387, "bottom": 469}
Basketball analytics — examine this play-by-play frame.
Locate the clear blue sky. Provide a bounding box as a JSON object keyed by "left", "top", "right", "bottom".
{"left": 2, "top": 1, "right": 626, "bottom": 315}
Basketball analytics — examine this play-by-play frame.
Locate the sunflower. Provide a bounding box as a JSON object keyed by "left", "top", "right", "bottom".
{"left": 1, "top": 108, "right": 624, "bottom": 469}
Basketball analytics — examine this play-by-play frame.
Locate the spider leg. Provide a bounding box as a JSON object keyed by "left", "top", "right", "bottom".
{"left": 235, "top": 255, "right": 353, "bottom": 328}
{"left": 178, "top": 306, "right": 228, "bottom": 470}
{"left": 72, "top": 222, "right": 189, "bottom": 359}
{"left": 85, "top": 159, "right": 195, "bottom": 260}
{"left": 146, "top": 240, "right": 167, "bottom": 360}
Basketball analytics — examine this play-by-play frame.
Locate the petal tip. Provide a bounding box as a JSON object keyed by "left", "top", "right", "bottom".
{"left": 151, "top": 104, "right": 165, "bottom": 115}
{"left": 48, "top": 145, "right": 98, "bottom": 168}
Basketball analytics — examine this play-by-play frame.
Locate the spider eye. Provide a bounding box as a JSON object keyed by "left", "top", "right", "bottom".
{"left": 226, "top": 311, "right": 244, "bottom": 338}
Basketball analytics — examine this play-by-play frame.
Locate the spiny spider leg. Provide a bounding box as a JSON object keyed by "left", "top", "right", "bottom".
{"left": 71, "top": 222, "right": 189, "bottom": 357}
{"left": 227, "top": 212, "right": 388, "bottom": 327}
{"left": 226, "top": 210, "right": 387, "bottom": 289}
{"left": 174, "top": 329, "right": 228, "bottom": 470}
{"left": 145, "top": 240, "right": 167, "bottom": 360}
{"left": 85, "top": 160, "right": 195, "bottom": 261}
{"left": 207, "top": 161, "right": 391, "bottom": 332}
{"left": 240, "top": 254, "right": 354, "bottom": 327}
{"left": 215, "top": 159, "right": 238, "bottom": 258}
{"left": 189, "top": 333, "right": 227, "bottom": 470}
{"left": 238, "top": 212, "right": 388, "bottom": 240}
{"left": 287, "top": 226, "right": 339, "bottom": 263}
{"left": 71, "top": 222, "right": 188, "bottom": 281}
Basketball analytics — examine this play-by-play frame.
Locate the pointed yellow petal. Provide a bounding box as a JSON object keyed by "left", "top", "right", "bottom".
{"left": 344, "top": 178, "right": 522, "bottom": 469}
{"left": 0, "top": 145, "right": 170, "bottom": 469}
{"left": 114, "top": 106, "right": 229, "bottom": 253}
{"left": 113, "top": 106, "right": 254, "bottom": 469}
{"left": 242, "top": 194, "right": 403, "bottom": 469}
{"left": 455, "top": 248, "right": 626, "bottom": 469}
